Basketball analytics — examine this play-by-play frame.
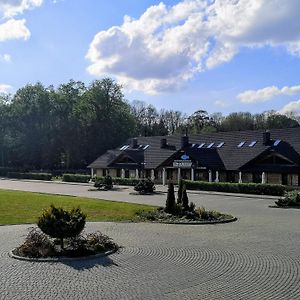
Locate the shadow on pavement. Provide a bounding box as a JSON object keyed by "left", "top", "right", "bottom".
{"left": 62, "top": 254, "right": 119, "bottom": 271}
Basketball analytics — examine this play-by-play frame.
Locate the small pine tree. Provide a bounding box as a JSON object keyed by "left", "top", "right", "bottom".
{"left": 181, "top": 184, "right": 189, "bottom": 211}
{"left": 165, "top": 183, "right": 175, "bottom": 214}
{"left": 177, "top": 179, "right": 183, "bottom": 204}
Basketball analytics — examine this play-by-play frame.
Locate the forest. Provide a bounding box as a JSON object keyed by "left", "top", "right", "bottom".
{"left": 0, "top": 78, "right": 299, "bottom": 171}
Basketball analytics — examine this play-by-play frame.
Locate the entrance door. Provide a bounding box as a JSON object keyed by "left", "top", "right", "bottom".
{"left": 181, "top": 169, "right": 191, "bottom": 180}
{"left": 282, "top": 173, "right": 288, "bottom": 185}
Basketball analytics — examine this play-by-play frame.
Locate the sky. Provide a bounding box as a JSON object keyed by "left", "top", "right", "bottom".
{"left": 1, "top": 0, "right": 300, "bottom": 115}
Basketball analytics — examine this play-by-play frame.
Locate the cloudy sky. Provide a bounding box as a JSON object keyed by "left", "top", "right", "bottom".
{"left": 1, "top": 0, "right": 300, "bottom": 115}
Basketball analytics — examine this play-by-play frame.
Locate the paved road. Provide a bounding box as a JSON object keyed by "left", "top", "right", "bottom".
{"left": 0, "top": 179, "right": 300, "bottom": 299}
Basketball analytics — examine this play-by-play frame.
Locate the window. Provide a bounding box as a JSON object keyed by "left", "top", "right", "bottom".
{"left": 249, "top": 141, "right": 257, "bottom": 147}
{"left": 207, "top": 142, "right": 214, "bottom": 148}
{"left": 120, "top": 145, "right": 129, "bottom": 150}
{"left": 143, "top": 145, "right": 149, "bottom": 150}
{"left": 274, "top": 139, "right": 281, "bottom": 146}
{"left": 217, "top": 142, "right": 224, "bottom": 148}
{"left": 238, "top": 141, "right": 245, "bottom": 148}
{"left": 198, "top": 143, "right": 205, "bottom": 148}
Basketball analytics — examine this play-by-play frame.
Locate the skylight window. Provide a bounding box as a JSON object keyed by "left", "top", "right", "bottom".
{"left": 207, "top": 143, "right": 214, "bottom": 148}
{"left": 198, "top": 143, "right": 205, "bottom": 148}
{"left": 249, "top": 141, "right": 257, "bottom": 147}
{"left": 238, "top": 141, "right": 245, "bottom": 148}
{"left": 217, "top": 142, "right": 224, "bottom": 148}
{"left": 138, "top": 145, "right": 144, "bottom": 149}
{"left": 274, "top": 139, "right": 281, "bottom": 146}
{"left": 120, "top": 145, "right": 127, "bottom": 150}
{"left": 143, "top": 145, "right": 149, "bottom": 150}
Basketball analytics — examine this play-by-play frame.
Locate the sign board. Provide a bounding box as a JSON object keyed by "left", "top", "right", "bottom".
{"left": 173, "top": 160, "right": 192, "bottom": 168}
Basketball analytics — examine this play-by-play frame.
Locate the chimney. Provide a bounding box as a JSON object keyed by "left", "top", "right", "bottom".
{"left": 263, "top": 131, "right": 271, "bottom": 145}
{"left": 132, "top": 138, "right": 138, "bottom": 148}
{"left": 160, "top": 138, "right": 167, "bottom": 148}
{"left": 181, "top": 135, "right": 189, "bottom": 148}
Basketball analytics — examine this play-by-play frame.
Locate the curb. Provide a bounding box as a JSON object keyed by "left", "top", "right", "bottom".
{"left": 0, "top": 178, "right": 93, "bottom": 187}
{"left": 9, "top": 249, "right": 117, "bottom": 262}
{"left": 155, "top": 187, "right": 279, "bottom": 200}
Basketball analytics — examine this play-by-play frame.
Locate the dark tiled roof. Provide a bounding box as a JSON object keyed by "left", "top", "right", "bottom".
{"left": 88, "top": 127, "right": 300, "bottom": 171}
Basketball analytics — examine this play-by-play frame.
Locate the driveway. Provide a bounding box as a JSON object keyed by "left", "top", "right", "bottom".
{"left": 0, "top": 179, "right": 299, "bottom": 299}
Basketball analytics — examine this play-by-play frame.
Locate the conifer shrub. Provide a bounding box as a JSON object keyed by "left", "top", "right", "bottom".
{"left": 165, "top": 183, "right": 176, "bottom": 213}
{"left": 94, "top": 175, "right": 113, "bottom": 190}
{"left": 134, "top": 178, "right": 155, "bottom": 194}
{"left": 37, "top": 205, "right": 86, "bottom": 249}
{"left": 275, "top": 190, "right": 300, "bottom": 207}
{"left": 177, "top": 179, "right": 183, "bottom": 204}
{"left": 181, "top": 184, "right": 189, "bottom": 211}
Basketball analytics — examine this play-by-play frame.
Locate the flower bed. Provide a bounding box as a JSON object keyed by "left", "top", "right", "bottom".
{"left": 11, "top": 228, "right": 119, "bottom": 261}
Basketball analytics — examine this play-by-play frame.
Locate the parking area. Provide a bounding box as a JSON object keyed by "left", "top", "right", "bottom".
{"left": 0, "top": 179, "right": 299, "bottom": 299}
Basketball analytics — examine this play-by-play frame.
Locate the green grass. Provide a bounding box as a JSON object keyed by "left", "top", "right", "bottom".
{"left": 0, "top": 189, "right": 156, "bottom": 225}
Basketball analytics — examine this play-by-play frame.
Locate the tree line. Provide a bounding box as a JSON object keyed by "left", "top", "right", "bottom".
{"left": 0, "top": 78, "right": 299, "bottom": 171}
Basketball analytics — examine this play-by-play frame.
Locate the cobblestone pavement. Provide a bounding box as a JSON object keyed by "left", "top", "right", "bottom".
{"left": 0, "top": 179, "right": 300, "bottom": 299}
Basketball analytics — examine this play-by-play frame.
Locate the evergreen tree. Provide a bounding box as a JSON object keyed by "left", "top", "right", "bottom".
{"left": 177, "top": 179, "right": 183, "bottom": 204}
{"left": 181, "top": 184, "right": 189, "bottom": 211}
{"left": 165, "top": 182, "right": 175, "bottom": 213}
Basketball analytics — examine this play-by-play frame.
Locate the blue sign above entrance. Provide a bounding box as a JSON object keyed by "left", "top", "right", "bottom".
{"left": 181, "top": 153, "right": 190, "bottom": 160}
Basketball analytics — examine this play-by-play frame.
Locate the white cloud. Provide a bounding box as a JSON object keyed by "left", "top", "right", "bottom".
{"left": 87, "top": 0, "right": 300, "bottom": 94}
{"left": 0, "top": 83, "right": 12, "bottom": 93}
{"left": 0, "top": 53, "right": 11, "bottom": 62}
{"left": 278, "top": 99, "right": 300, "bottom": 115}
{"left": 214, "top": 100, "right": 230, "bottom": 108}
{"left": 0, "top": 18, "right": 30, "bottom": 41}
{"left": 237, "top": 85, "right": 300, "bottom": 103}
{"left": 0, "top": 0, "right": 42, "bottom": 18}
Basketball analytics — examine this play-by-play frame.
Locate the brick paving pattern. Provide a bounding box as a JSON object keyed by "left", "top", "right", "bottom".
{"left": 0, "top": 179, "right": 299, "bottom": 299}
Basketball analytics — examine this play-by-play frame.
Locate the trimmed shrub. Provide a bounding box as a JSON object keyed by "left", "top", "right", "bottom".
{"left": 165, "top": 183, "right": 176, "bottom": 213}
{"left": 181, "top": 184, "right": 189, "bottom": 211}
{"left": 62, "top": 174, "right": 91, "bottom": 183}
{"left": 183, "top": 180, "right": 294, "bottom": 196}
{"left": 94, "top": 175, "right": 113, "bottom": 190}
{"left": 37, "top": 205, "right": 86, "bottom": 249}
{"left": 95, "top": 176, "right": 140, "bottom": 186}
{"left": 7, "top": 172, "right": 52, "bottom": 181}
{"left": 0, "top": 167, "right": 20, "bottom": 177}
{"left": 134, "top": 179, "right": 155, "bottom": 194}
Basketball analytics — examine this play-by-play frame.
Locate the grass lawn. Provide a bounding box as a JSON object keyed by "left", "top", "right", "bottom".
{"left": 0, "top": 189, "right": 156, "bottom": 225}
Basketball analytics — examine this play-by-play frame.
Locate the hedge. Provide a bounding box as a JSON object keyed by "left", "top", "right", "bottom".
{"left": 182, "top": 180, "right": 296, "bottom": 196}
{"left": 95, "top": 177, "right": 140, "bottom": 186}
{"left": 62, "top": 174, "right": 91, "bottom": 183}
{"left": 7, "top": 172, "right": 52, "bottom": 181}
{"left": 0, "top": 167, "right": 20, "bottom": 177}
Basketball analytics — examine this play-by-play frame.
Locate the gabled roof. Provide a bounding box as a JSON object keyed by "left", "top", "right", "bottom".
{"left": 88, "top": 127, "right": 300, "bottom": 171}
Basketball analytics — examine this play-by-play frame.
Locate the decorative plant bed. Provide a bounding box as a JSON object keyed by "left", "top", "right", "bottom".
{"left": 10, "top": 205, "right": 119, "bottom": 261}
{"left": 274, "top": 190, "right": 300, "bottom": 208}
{"left": 137, "top": 207, "right": 236, "bottom": 225}
{"left": 137, "top": 182, "right": 237, "bottom": 225}
{"left": 10, "top": 228, "right": 119, "bottom": 262}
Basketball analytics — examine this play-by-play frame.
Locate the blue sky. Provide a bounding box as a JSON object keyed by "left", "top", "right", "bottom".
{"left": 1, "top": 0, "right": 300, "bottom": 115}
